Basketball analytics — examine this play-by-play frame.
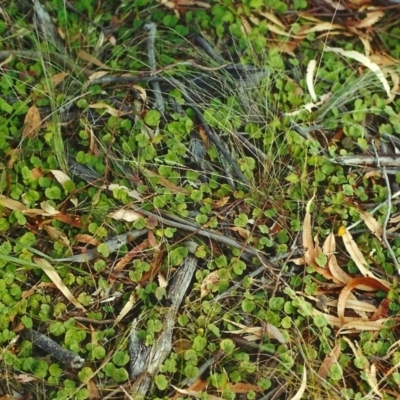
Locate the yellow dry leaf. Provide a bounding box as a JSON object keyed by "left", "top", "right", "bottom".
{"left": 34, "top": 257, "right": 86, "bottom": 311}
{"left": 22, "top": 104, "right": 42, "bottom": 138}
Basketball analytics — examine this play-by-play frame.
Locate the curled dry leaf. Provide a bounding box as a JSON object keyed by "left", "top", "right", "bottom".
{"left": 325, "top": 47, "right": 391, "bottom": 98}
{"left": 303, "top": 196, "right": 317, "bottom": 267}
{"left": 341, "top": 228, "right": 390, "bottom": 289}
{"left": 337, "top": 277, "right": 390, "bottom": 325}
{"left": 109, "top": 208, "right": 142, "bottom": 222}
{"left": 312, "top": 309, "right": 388, "bottom": 330}
{"left": 328, "top": 254, "right": 352, "bottom": 284}
{"left": 200, "top": 271, "right": 220, "bottom": 298}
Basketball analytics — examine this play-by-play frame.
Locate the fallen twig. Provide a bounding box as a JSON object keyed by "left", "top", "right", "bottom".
{"left": 144, "top": 22, "right": 165, "bottom": 114}
{"left": 129, "top": 255, "right": 198, "bottom": 395}
{"left": 21, "top": 328, "right": 85, "bottom": 369}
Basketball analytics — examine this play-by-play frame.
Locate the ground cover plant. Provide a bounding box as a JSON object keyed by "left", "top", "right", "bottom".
{"left": 1, "top": 0, "right": 400, "bottom": 399}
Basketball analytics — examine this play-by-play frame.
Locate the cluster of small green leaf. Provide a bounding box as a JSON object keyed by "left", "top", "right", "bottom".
{"left": 2, "top": 0, "right": 400, "bottom": 399}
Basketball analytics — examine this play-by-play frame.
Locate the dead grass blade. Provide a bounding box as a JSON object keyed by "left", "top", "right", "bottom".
{"left": 34, "top": 257, "right": 86, "bottom": 312}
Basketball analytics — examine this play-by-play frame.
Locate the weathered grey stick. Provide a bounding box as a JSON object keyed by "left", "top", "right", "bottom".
{"left": 129, "top": 255, "right": 198, "bottom": 395}
{"left": 21, "top": 328, "right": 85, "bottom": 369}
{"left": 144, "top": 22, "right": 165, "bottom": 113}
{"left": 332, "top": 155, "right": 400, "bottom": 168}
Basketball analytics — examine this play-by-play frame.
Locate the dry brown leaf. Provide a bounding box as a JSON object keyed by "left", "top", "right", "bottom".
{"left": 341, "top": 228, "right": 390, "bottom": 289}
{"left": 50, "top": 72, "right": 69, "bottom": 87}
{"left": 337, "top": 277, "right": 390, "bottom": 324}
{"left": 78, "top": 49, "right": 109, "bottom": 69}
{"left": 86, "top": 378, "right": 101, "bottom": 400}
{"left": 200, "top": 271, "right": 220, "bottom": 298}
{"left": 371, "top": 298, "right": 389, "bottom": 320}
{"left": 42, "top": 225, "right": 71, "bottom": 248}
{"left": 223, "top": 320, "right": 285, "bottom": 344}
{"left": 339, "top": 318, "right": 388, "bottom": 333}
{"left": 318, "top": 343, "right": 341, "bottom": 379}
{"left": 328, "top": 254, "right": 352, "bottom": 284}
{"left": 104, "top": 183, "right": 142, "bottom": 201}
{"left": 34, "top": 257, "right": 86, "bottom": 312}
{"left": 358, "top": 209, "right": 382, "bottom": 239}
{"left": 50, "top": 169, "right": 72, "bottom": 186}
{"left": 113, "top": 240, "right": 149, "bottom": 273}
{"left": 171, "top": 385, "right": 223, "bottom": 400}
{"left": 0, "top": 194, "right": 27, "bottom": 211}
{"left": 22, "top": 104, "right": 42, "bottom": 138}
{"left": 108, "top": 208, "right": 142, "bottom": 222}
{"left": 352, "top": 11, "right": 384, "bottom": 28}
{"left": 299, "top": 22, "right": 345, "bottom": 35}
{"left": 312, "top": 308, "right": 387, "bottom": 328}
{"left": 229, "top": 226, "right": 251, "bottom": 240}
{"left": 142, "top": 167, "right": 190, "bottom": 195}
{"left": 227, "top": 383, "right": 263, "bottom": 393}
{"left": 303, "top": 196, "right": 317, "bottom": 267}
{"left": 89, "top": 102, "right": 130, "bottom": 117}
{"left": 113, "top": 291, "right": 137, "bottom": 327}
{"left": 87, "top": 70, "right": 109, "bottom": 82}
{"left": 75, "top": 234, "right": 99, "bottom": 246}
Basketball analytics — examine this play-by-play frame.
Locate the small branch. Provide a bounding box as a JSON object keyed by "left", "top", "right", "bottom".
{"left": 129, "top": 255, "right": 198, "bottom": 396}
{"left": 21, "top": 328, "right": 85, "bottom": 369}
{"left": 371, "top": 140, "right": 400, "bottom": 273}
{"left": 144, "top": 22, "right": 165, "bottom": 113}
